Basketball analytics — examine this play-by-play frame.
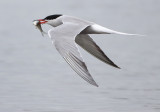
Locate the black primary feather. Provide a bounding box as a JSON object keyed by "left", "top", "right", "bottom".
{"left": 44, "top": 14, "right": 62, "bottom": 20}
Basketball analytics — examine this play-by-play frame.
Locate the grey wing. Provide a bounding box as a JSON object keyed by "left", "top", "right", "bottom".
{"left": 75, "top": 34, "right": 120, "bottom": 68}
{"left": 48, "top": 23, "right": 98, "bottom": 87}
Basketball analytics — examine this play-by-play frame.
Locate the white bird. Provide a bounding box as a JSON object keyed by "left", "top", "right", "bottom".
{"left": 33, "top": 14, "right": 140, "bottom": 87}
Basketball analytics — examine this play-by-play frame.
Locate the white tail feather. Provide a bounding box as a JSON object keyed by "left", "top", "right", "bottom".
{"left": 108, "top": 30, "right": 144, "bottom": 36}
{"left": 88, "top": 24, "right": 144, "bottom": 36}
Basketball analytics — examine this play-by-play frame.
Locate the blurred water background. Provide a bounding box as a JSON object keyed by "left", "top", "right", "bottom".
{"left": 0, "top": 0, "right": 160, "bottom": 112}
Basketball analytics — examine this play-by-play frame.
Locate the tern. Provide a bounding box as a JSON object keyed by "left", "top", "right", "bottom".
{"left": 33, "top": 14, "right": 140, "bottom": 87}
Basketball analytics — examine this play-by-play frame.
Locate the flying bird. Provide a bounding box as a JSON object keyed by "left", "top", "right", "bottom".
{"left": 33, "top": 14, "right": 140, "bottom": 87}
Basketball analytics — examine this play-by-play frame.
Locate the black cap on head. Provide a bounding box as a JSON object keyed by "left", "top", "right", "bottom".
{"left": 44, "top": 14, "right": 62, "bottom": 20}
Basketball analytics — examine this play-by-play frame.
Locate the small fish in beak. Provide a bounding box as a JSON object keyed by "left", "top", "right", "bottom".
{"left": 33, "top": 20, "right": 47, "bottom": 36}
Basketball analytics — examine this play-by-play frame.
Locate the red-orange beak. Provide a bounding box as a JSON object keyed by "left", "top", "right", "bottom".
{"left": 38, "top": 19, "right": 47, "bottom": 24}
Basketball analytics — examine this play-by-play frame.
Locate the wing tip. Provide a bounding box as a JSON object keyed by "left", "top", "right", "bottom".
{"left": 94, "top": 82, "right": 99, "bottom": 87}
{"left": 106, "top": 61, "right": 121, "bottom": 69}
{"left": 91, "top": 82, "right": 99, "bottom": 87}
{"left": 86, "top": 77, "right": 99, "bottom": 87}
{"left": 95, "top": 84, "right": 99, "bottom": 87}
{"left": 114, "top": 64, "right": 121, "bottom": 69}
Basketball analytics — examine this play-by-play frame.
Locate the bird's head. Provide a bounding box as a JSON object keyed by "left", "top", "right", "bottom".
{"left": 37, "top": 14, "right": 62, "bottom": 25}
{"left": 33, "top": 14, "right": 62, "bottom": 36}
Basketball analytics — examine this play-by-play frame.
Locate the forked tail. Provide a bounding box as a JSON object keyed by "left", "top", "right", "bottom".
{"left": 84, "top": 24, "right": 144, "bottom": 36}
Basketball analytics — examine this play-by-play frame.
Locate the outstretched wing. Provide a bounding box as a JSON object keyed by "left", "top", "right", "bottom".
{"left": 75, "top": 34, "right": 120, "bottom": 68}
{"left": 48, "top": 23, "right": 98, "bottom": 87}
